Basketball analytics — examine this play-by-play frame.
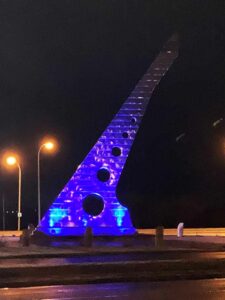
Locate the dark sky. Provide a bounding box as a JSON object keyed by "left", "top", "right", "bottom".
{"left": 0, "top": 0, "right": 225, "bottom": 229}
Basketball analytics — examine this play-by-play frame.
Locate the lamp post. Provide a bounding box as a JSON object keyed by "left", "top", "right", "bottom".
{"left": 37, "top": 141, "right": 56, "bottom": 225}
{"left": 5, "top": 156, "right": 22, "bottom": 231}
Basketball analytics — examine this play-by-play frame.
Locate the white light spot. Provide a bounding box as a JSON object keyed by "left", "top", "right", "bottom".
{"left": 212, "top": 118, "right": 223, "bottom": 127}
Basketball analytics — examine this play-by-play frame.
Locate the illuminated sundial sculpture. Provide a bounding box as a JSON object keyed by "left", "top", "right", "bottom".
{"left": 38, "top": 35, "right": 178, "bottom": 236}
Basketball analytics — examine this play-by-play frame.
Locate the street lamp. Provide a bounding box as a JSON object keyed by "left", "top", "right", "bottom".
{"left": 5, "top": 155, "right": 22, "bottom": 231}
{"left": 37, "top": 139, "right": 57, "bottom": 225}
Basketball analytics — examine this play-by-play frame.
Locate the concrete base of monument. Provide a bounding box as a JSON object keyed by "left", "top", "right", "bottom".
{"left": 37, "top": 226, "right": 137, "bottom": 237}
{"left": 29, "top": 230, "right": 225, "bottom": 250}
{"left": 31, "top": 230, "right": 148, "bottom": 247}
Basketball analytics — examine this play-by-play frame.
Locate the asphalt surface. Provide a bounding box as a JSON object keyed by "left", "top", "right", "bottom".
{"left": 1, "top": 279, "right": 225, "bottom": 299}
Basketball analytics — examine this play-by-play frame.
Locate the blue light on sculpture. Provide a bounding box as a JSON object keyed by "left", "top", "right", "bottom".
{"left": 38, "top": 35, "right": 178, "bottom": 236}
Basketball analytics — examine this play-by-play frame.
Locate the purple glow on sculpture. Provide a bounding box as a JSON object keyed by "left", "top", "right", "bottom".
{"left": 38, "top": 35, "right": 178, "bottom": 236}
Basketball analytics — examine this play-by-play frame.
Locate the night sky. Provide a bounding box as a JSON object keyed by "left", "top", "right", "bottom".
{"left": 0, "top": 1, "right": 225, "bottom": 229}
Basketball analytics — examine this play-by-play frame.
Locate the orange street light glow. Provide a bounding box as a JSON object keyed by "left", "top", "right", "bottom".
{"left": 44, "top": 142, "right": 54, "bottom": 150}
{"left": 6, "top": 156, "right": 17, "bottom": 166}
{"left": 39, "top": 137, "right": 58, "bottom": 154}
{"left": 2, "top": 151, "right": 21, "bottom": 169}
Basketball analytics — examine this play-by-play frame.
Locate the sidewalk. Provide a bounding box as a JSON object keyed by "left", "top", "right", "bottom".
{"left": 166, "top": 235, "right": 225, "bottom": 244}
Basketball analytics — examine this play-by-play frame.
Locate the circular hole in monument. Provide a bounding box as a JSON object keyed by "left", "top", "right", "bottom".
{"left": 112, "top": 147, "right": 121, "bottom": 157}
{"left": 131, "top": 117, "right": 137, "bottom": 124}
{"left": 82, "top": 193, "right": 104, "bottom": 216}
{"left": 97, "top": 167, "right": 110, "bottom": 182}
{"left": 122, "top": 132, "right": 129, "bottom": 138}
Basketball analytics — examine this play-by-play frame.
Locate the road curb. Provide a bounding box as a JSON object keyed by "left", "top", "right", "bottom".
{"left": 1, "top": 257, "right": 225, "bottom": 288}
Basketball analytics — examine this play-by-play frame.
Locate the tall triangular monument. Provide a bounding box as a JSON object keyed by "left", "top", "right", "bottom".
{"left": 38, "top": 34, "right": 178, "bottom": 236}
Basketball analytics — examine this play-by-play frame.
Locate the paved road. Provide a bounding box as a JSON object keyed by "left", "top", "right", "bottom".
{"left": 1, "top": 251, "right": 225, "bottom": 268}
{"left": 1, "top": 279, "right": 225, "bottom": 299}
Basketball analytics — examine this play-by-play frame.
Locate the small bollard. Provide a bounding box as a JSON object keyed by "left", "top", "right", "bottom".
{"left": 155, "top": 226, "right": 164, "bottom": 248}
{"left": 177, "top": 222, "right": 184, "bottom": 238}
{"left": 20, "top": 229, "right": 30, "bottom": 247}
{"left": 83, "top": 226, "right": 93, "bottom": 247}
{"left": 27, "top": 223, "right": 35, "bottom": 238}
